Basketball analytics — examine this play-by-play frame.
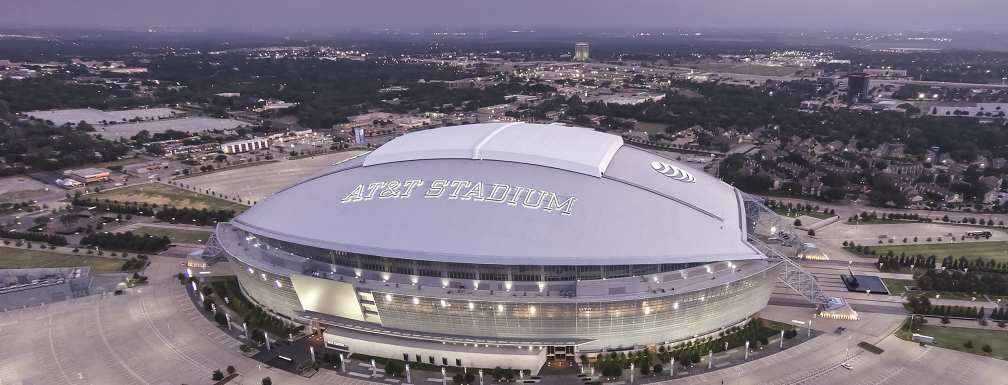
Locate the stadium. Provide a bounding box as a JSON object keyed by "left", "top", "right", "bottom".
{"left": 210, "top": 122, "right": 787, "bottom": 373}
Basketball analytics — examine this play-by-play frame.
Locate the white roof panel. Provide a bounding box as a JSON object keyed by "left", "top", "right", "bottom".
{"left": 363, "top": 122, "right": 623, "bottom": 177}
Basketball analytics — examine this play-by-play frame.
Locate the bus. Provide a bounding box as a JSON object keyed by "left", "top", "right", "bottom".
{"left": 965, "top": 230, "right": 993, "bottom": 239}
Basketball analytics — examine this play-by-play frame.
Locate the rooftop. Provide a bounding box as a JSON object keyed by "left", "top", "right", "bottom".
{"left": 363, "top": 122, "right": 623, "bottom": 177}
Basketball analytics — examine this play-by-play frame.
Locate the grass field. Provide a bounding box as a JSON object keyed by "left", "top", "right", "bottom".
{"left": 870, "top": 241, "right": 1008, "bottom": 262}
{"left": 898, "top": 325, "right": 1008, "bottom": 360}
{"left": 135, "top": 226, "right": 212, "bottom": 245}
{"left": 882, "top": 278, "right": 915, "bottom": 295}
{"left": 0, "top": 247, "right": 124, "bottom": 272}
{"left": 87, "top": 183, "right": 247, "bottom": 212}
{"left": 882, "top": 278, "right": 985, "bottom": 300}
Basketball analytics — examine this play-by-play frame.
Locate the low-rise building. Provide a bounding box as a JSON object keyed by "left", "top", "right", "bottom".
{"left": 63, "top": 167, "right": 111, "bottom": 183}
{"left": 222, "top": 138, "right": 270, "bottom": 154}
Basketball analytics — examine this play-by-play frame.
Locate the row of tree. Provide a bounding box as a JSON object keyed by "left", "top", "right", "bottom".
{"left": 73, "top": 196, "right": 236, "bottom": 226}
{"left": 916, "top": 269, "right": 1008, "bottom": 296}
{"left": 0, "top": 230, "right": 68, "bottom": 246}
{"left": 584, "top": 319, "right": 789, "bottom": 380}
{"left": 849, "top": 211, "right": 933, "bottom": 223}
{"left": 154, "top": 206, "right": 235, "bottom": 226}
{"left": 875, "top": 254, "right": 937, "bottom": 272}
{"left": 80, "top": 231, "right": 171, "bottom": 252}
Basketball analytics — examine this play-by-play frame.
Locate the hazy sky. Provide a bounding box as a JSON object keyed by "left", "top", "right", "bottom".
{"left": 4, "top": 0, "right": 1008, "bottom": 32}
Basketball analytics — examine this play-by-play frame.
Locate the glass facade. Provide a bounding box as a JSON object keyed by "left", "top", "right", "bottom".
{"left": 370, "top": 266, "right": 778, "bottom": 349}
{"left": 256, "top": 233, "right": 702, "bottom": 282}
{"left": 223, "top": 223, "right": 781, "bottom": 351}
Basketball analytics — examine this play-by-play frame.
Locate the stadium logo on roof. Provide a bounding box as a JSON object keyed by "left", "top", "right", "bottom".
{"left": 650, "top": 161, "right": 696, "bottom": 183}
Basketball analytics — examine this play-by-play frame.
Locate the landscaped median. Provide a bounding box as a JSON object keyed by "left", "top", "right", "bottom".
{"left": 132, "top": 225, "right": 212, "bottom": 245}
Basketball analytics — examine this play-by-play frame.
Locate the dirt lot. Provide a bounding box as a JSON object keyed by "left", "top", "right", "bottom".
{"left": 180, "top": 150, "right": 366, "bottom": 202}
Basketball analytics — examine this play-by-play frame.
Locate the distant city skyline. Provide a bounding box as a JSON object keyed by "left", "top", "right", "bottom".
{"left": 3, "top": 0, "right": 1008, "bottom": 33}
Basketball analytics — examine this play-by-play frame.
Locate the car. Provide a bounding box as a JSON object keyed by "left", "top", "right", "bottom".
{"left": 840, "top": 363, "right": 853, "bottom": 370}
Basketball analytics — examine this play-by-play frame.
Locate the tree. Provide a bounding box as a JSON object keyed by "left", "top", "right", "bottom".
{"left": 652, "top": 364, "right": 663, "bottom": 375}
{"left": 807, "top": 229, "right": 816, "bottom": 237}
{"left": 215, "top": 311, "right": 228, "bottom": 326}
{"left": 793, "top": 218, "right": 802, "bottom": 227}
{"left": 227, "top": 365, "right": 236, "bottom": 375}
{"left": 212, "top": 369, "right": 224, "bottom": 381}
{"left": 783, "top": 329, "right": 798, "bottom": 339}
{"left": 384, "top": 361, "right": 404, "bottom": 377}
{"left": 261, "top": 377, "right": 272, "bottom": 385}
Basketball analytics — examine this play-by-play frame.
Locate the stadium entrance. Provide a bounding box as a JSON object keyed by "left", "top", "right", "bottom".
{"left": 546, "top": 346, "right": 575, "bottom": 367}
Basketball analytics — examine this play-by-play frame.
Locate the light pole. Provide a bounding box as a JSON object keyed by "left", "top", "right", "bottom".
{"left": 406, "top": 364, "right": 412, "bottom": 384}
{"left": 744, "top": 341, "right": 750, "bottom": 360}
{"left": 441, "top": 367, "right": 447, "bottom": 385}
{"left": 779, "top": 330, "right": 784, "bottom": 349}
{"left": 808, "top": 319, "right": 813, "bottom": 337}
{"left": 243, "top": 322, "right": 249, "bottom": 340}
{"left": 479, "top": 369, "right": 484, "bottom": 385}
{"left": 264, "top": 331, "right": 270, "bottom": 350}
{"left": 339, "top": 353, "right": 346, "bottom": 372}
{"left": 708, "top": 350, "right": 713, "bottom": 369}
{"left": 225, "top": 312, "right": 231, "bottom": 330}
{"left": 309, "top": 346, "right": 315, "bottom": 362}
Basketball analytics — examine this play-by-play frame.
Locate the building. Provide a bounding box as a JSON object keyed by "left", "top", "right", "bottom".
{"left": 63, "top": 167, "right": 111, "bottom": 183}
{"left": 846, "top": 73, "right": 870, "bottom": 103}
{"left": 863, "top": 68, "right": 908, "bottom": 79}
{"left": 574, "top": 42, "right": 590, "bottom": 62}
{"left": 221, "top": 138, "right": 270, "bottom": 154}
{"left": 212, "top": 123, "right": 782, "bottom": 373}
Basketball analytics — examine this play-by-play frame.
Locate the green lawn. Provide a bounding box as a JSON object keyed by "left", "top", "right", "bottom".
{"left": 870, "top": 241, "right": 1008, "bottom": 262}
{"left": 0, "top": 247, "right": 125, "bottom": 272}
{"left": 882, "top": 278, "right": 915, "bottom": 295}
{"left": 898, "top": 325, "right": 1008, "bottom": 360}
{"left": 87, "top": 183, "right": 247, "bottom": 212}
{"left": 134, "top": 226, "right": 212, "bottom": 245}
{"left": 884, "top": 278, "right": 985, "bottom": 300}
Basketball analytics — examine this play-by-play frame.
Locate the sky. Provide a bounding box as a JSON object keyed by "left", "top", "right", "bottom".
{"left": 3, "top": 0, "right": 1008, "bottom": 33}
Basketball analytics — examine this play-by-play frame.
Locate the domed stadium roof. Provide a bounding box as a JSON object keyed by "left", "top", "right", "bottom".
{"left": 232, "top": 122, "right": 764, "bottom": 265}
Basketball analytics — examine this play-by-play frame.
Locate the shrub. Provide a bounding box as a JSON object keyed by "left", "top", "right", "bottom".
{"left": 964, "top": 340, "right": 974, "bottom": 349}
{"left": 212, "top": 369, "right": 224, "bottom": 381}
{"left": 982, "top": 344, "right": 992, "bottom": 353}
{"left": 783, "top": 329, "right": 798, "bottom": 339}
{"left": 384, "top": 360, "right": 404, "bottom": 377}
